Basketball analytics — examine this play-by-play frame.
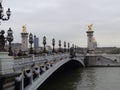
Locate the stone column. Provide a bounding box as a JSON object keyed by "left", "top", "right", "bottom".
{"left": 21, "top": 33, "right": 28, "bottom": 54}
{"left": 21, "top": 25, "right": 28, "bottom": 55}
{"left": 86, "top": 30, "right": 94, "bottom": 54}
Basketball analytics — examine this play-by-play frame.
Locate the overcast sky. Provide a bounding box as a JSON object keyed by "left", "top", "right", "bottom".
{"left": 1, "top": 0, "right": 120, "bottom": 47}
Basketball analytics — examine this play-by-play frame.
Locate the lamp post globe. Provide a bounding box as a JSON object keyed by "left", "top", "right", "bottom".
{"left": 6, "top": 8, "right": 11, "bottom": 19}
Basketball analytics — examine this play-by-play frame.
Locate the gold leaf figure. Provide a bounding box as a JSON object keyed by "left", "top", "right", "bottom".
{"left": 88, "top": 24, "right": 93, "bottom": 31}
{"left": 22, "top": 25, "right": 27, "bottom": 33}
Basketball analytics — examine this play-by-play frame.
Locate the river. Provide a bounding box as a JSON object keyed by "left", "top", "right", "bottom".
{"left": 38, "top": 67, "right": 120, "bottom": 90}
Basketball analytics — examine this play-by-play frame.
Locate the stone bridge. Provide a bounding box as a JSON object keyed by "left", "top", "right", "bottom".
{"left": 0, "top": 52, "right": 85, "bottom": 90}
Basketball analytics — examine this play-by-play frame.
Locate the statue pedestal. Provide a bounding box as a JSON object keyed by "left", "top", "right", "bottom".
{"left": 0, "top": 52, "right": 14, "bottom": 75}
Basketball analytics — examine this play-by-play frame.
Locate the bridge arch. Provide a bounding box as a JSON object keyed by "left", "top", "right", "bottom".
{"left": 61, "top": 59, "right": 84, "bottom": 69}
{"left": 25, "top": 58, "right": 84, "bottom": 90}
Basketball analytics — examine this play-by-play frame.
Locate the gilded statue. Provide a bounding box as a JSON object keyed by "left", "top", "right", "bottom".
{"left": 88, "top": 24, "right": 93, "bottom": 31}
{"left": 22, "top": 25, "right": 27, "bottom": 33}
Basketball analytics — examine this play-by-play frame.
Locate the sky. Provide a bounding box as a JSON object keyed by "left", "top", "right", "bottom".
{"left": 1, "top": 0, "right": 120, "bottom": 47}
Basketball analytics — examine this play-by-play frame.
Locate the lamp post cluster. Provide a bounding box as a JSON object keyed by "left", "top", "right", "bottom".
{"left": 0, "top": 28, "right": 13, "bottom": 55}
{"left": 69, "top": 44, "right": 81, "bottom": 58}
{"left": 0, "top": 1, "right": 12, "bottom": 56}
{"left": 28, "top": 34, "right": 73, "bottom": 54}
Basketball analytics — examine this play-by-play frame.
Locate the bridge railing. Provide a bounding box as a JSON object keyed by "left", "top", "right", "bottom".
{"left": 13, "top": 53, "right": 70, "bottom": 71}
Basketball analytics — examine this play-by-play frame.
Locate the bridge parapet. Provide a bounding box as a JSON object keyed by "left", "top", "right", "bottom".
{"left": 13, "top": 53, "right": 69, "bottom": 72}
{"left": 14, "top": 53, "right": 71, "bottom": 90}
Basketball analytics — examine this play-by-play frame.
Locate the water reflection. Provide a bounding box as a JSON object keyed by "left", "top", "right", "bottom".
{"left": 38, "top": 67, "right": 120, "bottom": 90}
{"left": 77, "top": 68, "right": 97, "bottom": 90}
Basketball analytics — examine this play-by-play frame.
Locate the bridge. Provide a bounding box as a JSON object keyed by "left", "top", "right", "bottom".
{"left": 14, "top": 53, "right": 84, "bottom": 90}
{"left": 1, "top": 1, "right": 120, "bottom": 90}
{"left": 1, "top": 50, "right": 120, "bottom": 90}
{"left": 0, "top": 51, "right": 85, "bottom": 90}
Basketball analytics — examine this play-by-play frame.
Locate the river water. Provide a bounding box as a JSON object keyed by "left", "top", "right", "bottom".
{"left": 38, "top": 67, "right": 120, "bottom": 90}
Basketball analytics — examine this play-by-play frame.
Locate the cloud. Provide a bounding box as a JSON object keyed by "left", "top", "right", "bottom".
{"left": 1, "top": 0, "right": 120, "bottom": 47}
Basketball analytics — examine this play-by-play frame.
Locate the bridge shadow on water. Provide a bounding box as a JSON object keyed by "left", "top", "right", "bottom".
{"left": 37, "top": 60, "right": 84, "bottom": 90}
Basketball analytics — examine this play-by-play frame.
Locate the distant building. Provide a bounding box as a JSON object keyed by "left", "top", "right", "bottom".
{"left": 96, "top": 47, "right": 116, "bottom": 54}
{"left": 34, "top": 35, "right": 39, "bottom": 49}
{"left": 78, "top": 47, "right": 116, "bottom": 54}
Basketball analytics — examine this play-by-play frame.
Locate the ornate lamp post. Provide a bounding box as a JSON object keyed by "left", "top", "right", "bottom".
{"left": 52, "top": 38, "right": 55, "bottom": 53}
{"left": 29, "top": 33, "right": 33, "bottom": 54}
{"left": 0, "top": 1, "right": 11, "bottom": 22}
{"left": 68, "top": 42, "right": 70, "bottom": 52}
{"left": 58, "top": 40, "right": 61, "bottom": 52}
{"left": 7, "top": 28, "right": 13, "bottom": 56}
{"left": 43, "top": 36, "right": 46, "bottom": 53}
{"left": 0, "top": 1, "right": 11, "bottom": 52}
{"left": 64, "top": 41, "right": 66, "bottom": 53}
